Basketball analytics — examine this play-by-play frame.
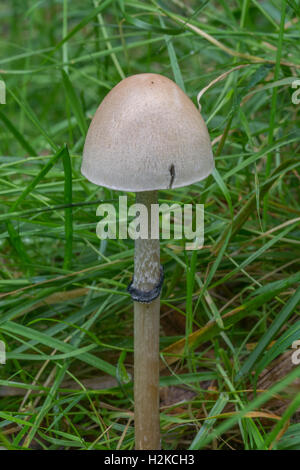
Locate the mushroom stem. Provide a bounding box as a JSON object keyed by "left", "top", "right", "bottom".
{"left": 133, "top": 190, "right": 161, "bottom": 450}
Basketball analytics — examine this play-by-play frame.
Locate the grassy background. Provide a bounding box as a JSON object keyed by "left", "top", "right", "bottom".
{"left": 0, "top": 0, "right": 300, "bottom": 450}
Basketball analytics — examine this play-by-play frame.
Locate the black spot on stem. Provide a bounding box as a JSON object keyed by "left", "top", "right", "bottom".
{"left": 169, "top": 164, "right": 175, "bottom": 189}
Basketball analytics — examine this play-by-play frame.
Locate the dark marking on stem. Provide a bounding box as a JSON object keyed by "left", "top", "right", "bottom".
{"left": 127, "top": 266, "right": 164, "bottom": 303}
{"left": 169, "top": 164, "right": 175, "bottom": 189}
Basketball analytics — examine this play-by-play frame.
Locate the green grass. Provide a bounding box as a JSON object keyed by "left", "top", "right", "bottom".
{"left": 0, "top": 0, "right": 300, "bottom": 450}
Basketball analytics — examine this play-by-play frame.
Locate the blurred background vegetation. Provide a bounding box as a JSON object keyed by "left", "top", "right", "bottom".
{"left": 0, "top": 0, "right": 300, "bottom": 450}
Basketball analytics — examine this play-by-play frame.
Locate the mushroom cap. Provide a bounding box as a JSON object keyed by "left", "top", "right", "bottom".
{"left": 82, "top": 73, "right": 214, "bottom": 191}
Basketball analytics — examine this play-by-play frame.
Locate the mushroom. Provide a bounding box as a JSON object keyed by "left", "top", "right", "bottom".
{"left": 81, "top": 73, "right": 214, "bottom": 450}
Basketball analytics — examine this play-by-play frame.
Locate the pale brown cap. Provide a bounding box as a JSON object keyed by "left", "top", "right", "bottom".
{"left": 82, "top": 73, "right": 214, "bottom": 191}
